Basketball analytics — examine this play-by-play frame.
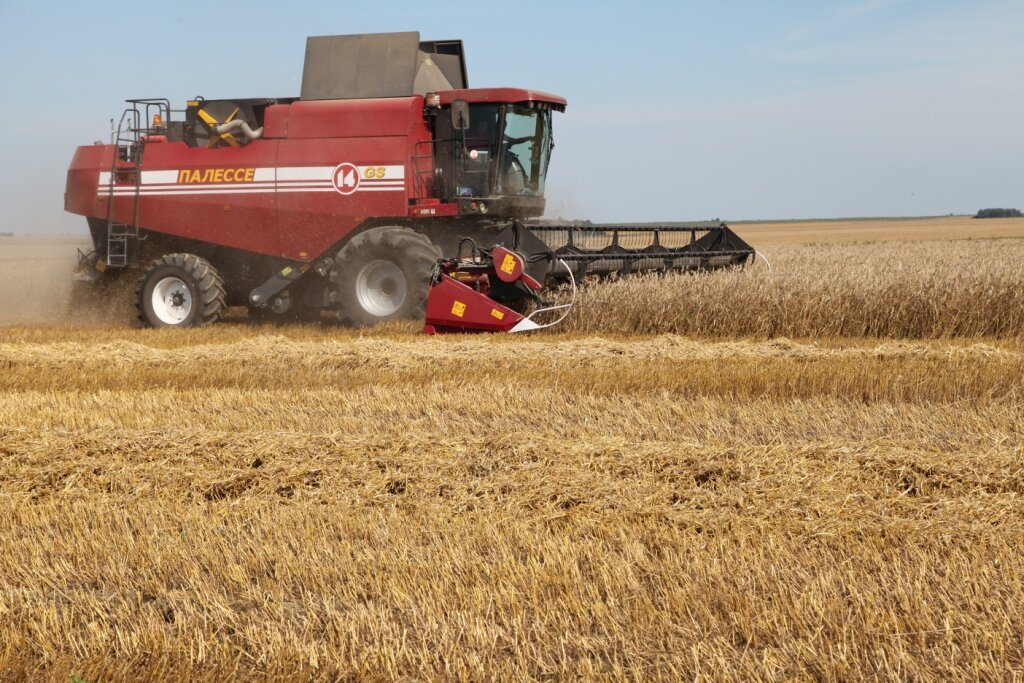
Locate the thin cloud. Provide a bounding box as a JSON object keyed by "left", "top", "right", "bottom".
{"left": 780, "top": 0, "right": 909, "bottom": 43}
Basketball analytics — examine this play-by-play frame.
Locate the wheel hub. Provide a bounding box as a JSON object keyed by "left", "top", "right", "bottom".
{"left": 355, "top": 260, "right": 407, "bottom": 317}
{"left": 151, "top": 276, "right": 193, "bottom": 325}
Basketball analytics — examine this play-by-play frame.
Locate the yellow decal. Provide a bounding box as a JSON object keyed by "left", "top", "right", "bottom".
{"left": 281, "top": 266, "right": 293, "bottom": 276}
{"left": 451, "top": 301, "right": 466, "bottom": 318}
{"left": 363, "top": 166, "right": 387, "bottom": 179}
{"left": 177, "top": 168, "right": 256, "bottom": 183}
{"left": 95, "top": 258, "right": 106, "bottom": 273}
{"left": 490, "top": 308, "right": 505, "bottom": 320}
{"left": 500, "top": 253, "right": 517, "bottom": 275}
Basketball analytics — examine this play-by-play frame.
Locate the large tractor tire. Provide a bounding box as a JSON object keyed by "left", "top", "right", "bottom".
{"left": 136, "top": 253, "right": 226, "bottom": 328}
{"left": 332, "top": 226, "right": 441, "bottom": 326}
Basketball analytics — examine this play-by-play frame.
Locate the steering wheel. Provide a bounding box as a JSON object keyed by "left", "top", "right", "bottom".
{"left": 504, "top": 134, "right": 533, "bottom": 146}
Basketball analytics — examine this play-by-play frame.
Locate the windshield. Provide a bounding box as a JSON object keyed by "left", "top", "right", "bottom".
{"left": 444, "top": 103, "right": 552, "bottom": 199}
{"left": 498, "top": 105, "right": 551, "bottom": 197}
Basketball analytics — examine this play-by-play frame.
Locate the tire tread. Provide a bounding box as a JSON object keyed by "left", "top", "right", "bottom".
{"left": 333, "top": 227, "right": 442, "bottom": 326}
{"left": 136, "top": 253, "right": 227, "bottom": 327}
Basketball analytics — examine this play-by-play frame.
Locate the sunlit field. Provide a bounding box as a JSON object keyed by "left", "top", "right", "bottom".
{"left": 1, "top": 216, "right": 1022, "bottom": 680}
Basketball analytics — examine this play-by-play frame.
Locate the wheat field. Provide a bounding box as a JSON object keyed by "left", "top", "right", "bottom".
{"left": 1, "top": 217, "right": 1023, "bottom": 680}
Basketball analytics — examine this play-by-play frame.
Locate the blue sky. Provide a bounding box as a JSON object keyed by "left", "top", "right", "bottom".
{"left": 0, "top": 0, "right": 1021, "bottom": 232}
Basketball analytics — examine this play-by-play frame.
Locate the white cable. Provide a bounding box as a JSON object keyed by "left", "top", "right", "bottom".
{"left": 509, "top": 259, "right": 577, "bottom": 332}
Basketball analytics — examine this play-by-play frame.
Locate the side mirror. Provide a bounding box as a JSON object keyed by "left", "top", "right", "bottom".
{"left": 451, "top": 100, "right": 470, "bottom": 131}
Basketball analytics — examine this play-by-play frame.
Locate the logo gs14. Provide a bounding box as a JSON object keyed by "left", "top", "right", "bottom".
{"left": 332, "top": 164, "right": 388, "bottom": 195}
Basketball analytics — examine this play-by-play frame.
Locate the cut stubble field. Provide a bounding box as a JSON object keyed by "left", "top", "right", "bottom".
{"left": 1, "top": 216, "right": 1023, "bottom": 680}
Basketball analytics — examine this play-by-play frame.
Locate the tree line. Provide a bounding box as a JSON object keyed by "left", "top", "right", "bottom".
{"left": 974, "top": 208, "right": 1022, "bottom": 219}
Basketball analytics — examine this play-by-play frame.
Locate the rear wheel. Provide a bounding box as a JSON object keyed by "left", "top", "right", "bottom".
{"left": 136, "top": 253, "right": 226, "bottom": 328}
{"left": 332, "top": 226, "right": 441, "bottom": 326}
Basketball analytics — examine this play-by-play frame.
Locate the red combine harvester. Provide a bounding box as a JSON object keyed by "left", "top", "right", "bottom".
{"left": 65, "top": 32, "right": 755, "bottom": 331}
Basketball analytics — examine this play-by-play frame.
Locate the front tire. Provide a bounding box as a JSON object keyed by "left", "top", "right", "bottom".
{"left": 136, "top": 253, "right": 226, "bottom": 328}
{"left": 332, "top": 227, "right": 441, "bottom": 326}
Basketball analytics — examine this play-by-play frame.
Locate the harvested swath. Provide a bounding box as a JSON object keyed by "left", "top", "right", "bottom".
{"left": 2, "top": 401, "right": 1023, "bottom": 501}
{"left": 1, "top": 335, "right": 1022, "bottom": 402}
{"left": 3, "top": 391, "right": 1022, "bottom": 446}
{"left": 0, "top": 323, "right": 1023, "bottom": 679}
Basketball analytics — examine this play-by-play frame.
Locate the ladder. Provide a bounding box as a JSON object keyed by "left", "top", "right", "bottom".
{"left": 104, "top": 99, "right": 169, "bottom": 268}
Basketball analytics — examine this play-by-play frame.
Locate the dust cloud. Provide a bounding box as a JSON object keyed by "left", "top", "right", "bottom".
{"left": 0, "top": 235, "right": 133, "bottom": 327}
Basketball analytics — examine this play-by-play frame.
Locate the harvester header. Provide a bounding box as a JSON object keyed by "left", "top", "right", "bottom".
{"left": 422, "top": 221, "right": 754, "bottom": 333}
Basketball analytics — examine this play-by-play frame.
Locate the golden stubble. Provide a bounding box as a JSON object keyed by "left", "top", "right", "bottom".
{"left": 1, "top": 235, "right": 1023, "bottom": 680}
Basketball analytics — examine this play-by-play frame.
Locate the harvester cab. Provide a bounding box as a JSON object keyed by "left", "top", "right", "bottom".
{"left": 429, "top": 94, "right": 559, "bottom": 219}
{"left": 64, "top": 31, "right": 756, "bottom": 331}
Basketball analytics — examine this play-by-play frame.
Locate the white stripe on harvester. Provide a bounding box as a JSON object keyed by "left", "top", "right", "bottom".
{"left": 97, "top": 165, "right": 406, "bottom": 195}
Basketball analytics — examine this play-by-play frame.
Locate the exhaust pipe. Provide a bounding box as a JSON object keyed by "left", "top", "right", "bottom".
{"left": 214, "top": 119, "right": 263, "bottom": 141}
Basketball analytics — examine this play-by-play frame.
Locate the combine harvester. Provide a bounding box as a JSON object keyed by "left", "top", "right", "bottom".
{"left": 64, "top": 32, "right": 755, "bottom": 332}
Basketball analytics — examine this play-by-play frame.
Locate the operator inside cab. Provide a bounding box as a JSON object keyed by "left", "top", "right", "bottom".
{"left": 458, "top": 107, "right": 528, "bottom": 198}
